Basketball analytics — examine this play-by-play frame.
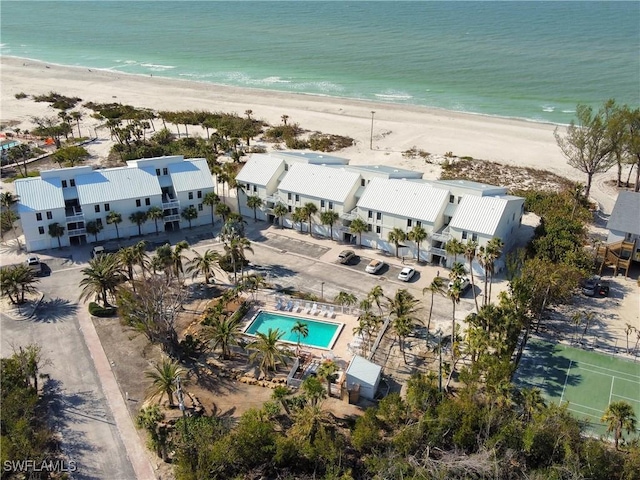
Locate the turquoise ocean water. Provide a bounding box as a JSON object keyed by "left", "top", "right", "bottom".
{"left": 1, "top": 1, "right": 638, "bottom": 124}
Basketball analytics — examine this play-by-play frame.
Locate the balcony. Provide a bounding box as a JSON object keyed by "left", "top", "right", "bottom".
{"left": 163, "top": 214, "right": 181, "bottom": 222}
{"left": 431, "top": 227, "right": 451, "bottom": 243}
{"left": 264, "top": 194, "right": 281, "bottom": 206}
{"left": 162, "top": 197, "right": 180, "bottom": 209}
{"left": 68, "top": 228, "right": 86, "bottom": 236}
{"left": 340, "top": 209, "right": 359, "bottom": 221}
{"left": 430, "top": 247, "right": 448, "bottom": 257}
{"left": 65, "top": 209, "right": 84, "bottom": 222}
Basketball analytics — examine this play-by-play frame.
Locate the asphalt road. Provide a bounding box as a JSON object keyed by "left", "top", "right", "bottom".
{"left": 1, "top": 262, "right": 136, "bottom": 480}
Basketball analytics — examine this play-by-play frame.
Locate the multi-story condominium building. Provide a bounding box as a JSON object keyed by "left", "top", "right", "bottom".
{"left": 16, "top": 155, "right": 215, "bottom": 251}
{"left": 236, "top": 151, "right": 525, "bottom": 273}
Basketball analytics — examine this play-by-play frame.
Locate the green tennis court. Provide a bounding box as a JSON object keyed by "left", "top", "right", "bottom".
{"left": 515, "top": 338, "right": 640, "bottom": 437}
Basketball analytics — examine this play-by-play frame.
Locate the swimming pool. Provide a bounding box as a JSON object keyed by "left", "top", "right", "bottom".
{"left": 245, "top": 310, "right": 343, "bottom": 349}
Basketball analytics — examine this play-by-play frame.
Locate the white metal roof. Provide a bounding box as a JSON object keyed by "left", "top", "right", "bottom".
{"left": 75, "top": 166, "right": 162, "bottom": 204}
{"left": 432, "top": 179, "right": 507, "bottom": 195}
{"left": 449, "top": 195, "right": 512, "bottom": 236}
{"left": 346, "top": 355, "right": 382, "bottom": 386}
{"left": 345, "top": 164, "right": 423, "bottom": 179}
{"left": 607, "top": 191, "right": 640, "bottom": 236}
{"left": 357, "top": 178, "right": 449, "bottom": 222}
{"left": 168, "top": 158, "right": 214, "bottom": 192}
{"left": 16, "top": 177, "right": 65, "bottom": 212}
{"left": 235, "top": 154, "right": 284, "bottom": 186}
{"left": 277, "top": 163, "right": 360, "bottom": 203}
{"left": 270, "top": 150, "right": 349, "bottom": 165}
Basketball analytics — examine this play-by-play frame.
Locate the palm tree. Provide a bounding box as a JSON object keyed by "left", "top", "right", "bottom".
{"left": 215, "top": 203, "right": 231, "bottom": 223}
{"left": 368, "top": 285, "right": 385, "bottom": 317}
{"left": 70, "top": 110, "right": 83, "bottom": 137}
{"left": 181, "top": 205, "right": 198, "bottom": 229}
{"left": 423, "top": 276, "right": 446, "bottom": 339}
{"left": 204, "top": 315, "right": 243, "bottom": 359}
{"left": 291, "top": 320, "right": 309, "bottom": 355}
{"left": 224, "top": 236, "right": 253, "bottom": 283}
{"left": 244, "top": 195, "right": 261, "bottom": 222}
{"left": 292, "top": 207, "right": 306, "bottom": 233}
{"left": 281, "top": 114, "right": 289, "bottom": 126}
{"left": 129, "top": 211, "right": 148, "bottom": 236}
{"left": 106, "top": 211, "right": 123, "bottom": 239}
{"left": 117, "top": 246, "right": 139, "bottom": 289}
{"left": 202, "top": 191, "right": 220, "bottom": 226}
{"left": 171, "top": 240, "right": 190, "bottom": 281}
{"left": 273, "top": 203, "right": 288, "bottom": 229}
{"left": 145, "top": 358, "right": 187, "bottom": 408}
{"left": 0, "top": 191, "right": 20, "bottom": 244}
{"left": 271, "top": 385, "right": 292, "bottom": 415}
{"left": 0, "top": 264, "right": 39, "bottom": 304}
{"left": 388, "top": 289, "right": 422, "bottom": 364}
{"left": 186, "top": 249, "right": 220, "bottom": 284}
{"left": 85, "top": 220, "right": 103, "bottom": 242}
{"left": 349, "top": 217, "right": 368, "bottom": 246}
{"left": 464, "top": 240, "right": 479, "bottom": 312}
{"left": 302, "top": 202, "right": 318, "bottom": 236}
{"left": 48, "top": 222, "right": 65, "bottom": 249}
{"left": 447, "top": 278, "right": 463, "bottom": 364}
{"left": 388, "top": 227, "right": 406, "bottom": 258}
{"left": 317, "top": 360, "right": 339, "bottom": 397}
{"left": 247, "top": 328, "right": 291, "bottom": 379}
{"left": 601, "top": 401, "right": 637, "bottom": 450}
{"left": 147, "top": 206, "right": 164, "bottom": 235}
{"left": 408, "top": 224, "right": 428, "bottom": 262}
{"left": 319, "top": 210, "right": 340, "bottom": 241}
{"left": 334, "top": 291, "right": 357, "bottom": 313}
{"left": 484, "top": 237, "right": 504, "bottom": 305}
{"left": 79, "top": 253, "right": 123, "bottom": 307}
{"left": 445, "top": 238, "right": 465, "bottom": 264}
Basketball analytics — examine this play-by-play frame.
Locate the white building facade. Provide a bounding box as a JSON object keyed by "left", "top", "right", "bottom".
{"left": 16, "top": 155, "right": 215, "bottom": 252}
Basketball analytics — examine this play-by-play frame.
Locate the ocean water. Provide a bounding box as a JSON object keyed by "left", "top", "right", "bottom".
{"left": 1, "top": 1, "right": 638, "bottom": 125}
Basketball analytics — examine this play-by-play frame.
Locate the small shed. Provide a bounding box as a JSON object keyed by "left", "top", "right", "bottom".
{"left": 345, "top": 355, "right": 382, "bottom": 401}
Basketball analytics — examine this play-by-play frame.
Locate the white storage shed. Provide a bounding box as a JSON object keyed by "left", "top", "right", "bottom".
{"left": 345, "top": 355, "right": 382, "bottom": 401}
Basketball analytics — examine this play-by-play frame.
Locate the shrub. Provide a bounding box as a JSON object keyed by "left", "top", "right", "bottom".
{"left": 14, "top": 92, "right": 28, "bottom": 100}
{"left": 88, "top": 302, "right": 117, "bottom": 317}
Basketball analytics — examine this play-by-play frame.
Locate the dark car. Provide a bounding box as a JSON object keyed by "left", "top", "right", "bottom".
{"left": 582, "top": 276, "right": 610, "bottom": 297}
{"left": 338, "top": 250, "right": 356, "bottom": 265}
{"left": 598, "top": 280, "right": 610, "bottom": 297}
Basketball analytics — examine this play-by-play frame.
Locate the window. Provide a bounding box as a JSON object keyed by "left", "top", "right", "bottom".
{"left": 96, "top": 218, "right": 103, "bottom": 228}
{"left": 197, "top": 190, "right": 202, "bottom": 199}
{"left": 36, "top": 213, "right": 42, "bottom": 221}
{"left": 458, "top": 196, "right": 462, "bottom": 204}
{"left": 95, "top": 205, "right": 100, "bottom": 213}
{"left": 321, "top": 200, "right": 325, "bottom": 208}
{"left": 198, "top": 203, "right": 203, "bottom": 211}
{"left": 376, "top": 226, "right": 381, "bottom": 234}
{"left": 145, "top": 198, "right": 150, "bottom": 206}
{"left": 367, "top": 224, "right": 372, "bottom": 232}
{"left": 416, "top": 220, "right": 421, "bottom": 227}
{"left": 246, "top": 183, "right": 250, "bottom": 190}
{"left": 449, "top": 194, "right": 455, "bottom": 203}
{"left": 295, "top": 194, "right": 299, "bottom": 202}
{"left": 368, "top": 210, "right": 373, "bottom": 219}
{"left": 472, "top": 233, "right": 478, "bottom": 242}
{"left": 376, "top": 212, "right": 382, "bottom": 220}
{"left": 512, "top": 212, "right": 515, "bottom": 221}
{"left": 104, "top": 203, "right": 110, "bottom": 212}
{"left": 188, "top": 192, "right": 194, "bottom": 200}
{"left": 328, "top": 202, "right": 333, "bottom": 210}
{"left": 156, "top": 168, "right": 161, "bottom": 176}
{"left": 407, "top": 219, "right": 412, "bottom": 227}
{"left": 284, "top": 164, "right": 289, "bottom": 171}
{"left": 163, "top": 167, "right": 168, "bottom": 175}
{"left": 46, "top": 211, "right": 52, "bottom": 220}
{"left": 288, "top": 193, "right": 292, "bottom": 201}
{"left": 136, "top": 199, "right": 141, "bottom": 207}
{"left": 288, "top": 206, "right": 292, "bottom": 213}
{"left": 38, "top": 226, "right": 45, "bottom": 235}
{"left": 70, "top": 179, "right": 75, "bottom": 187}
{"left": 62, "top": 180, "right": 68, "bottom": 188}
{"left": 462, "top": 231, "right": 468, "bottom": 240}
{"left": 361, "top": 178, "right": 365, "bottom": 186}
{"left": 253, "top": 185, "right": 257, "bottom": 193}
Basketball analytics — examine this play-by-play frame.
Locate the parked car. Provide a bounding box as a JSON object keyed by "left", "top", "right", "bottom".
{"left": 25, "top": 256, "right": 44, "bottom": 276}
{"left": 448, "top": 276, "right": 471, "bottom": 293}
{"left": 338, "top": 250, "right": 356, "bottom": 264}
{"left": 26, "top": 255, "right": 40, "bottom": 266}
{"left": 398, "top": 267, "right": 416, "bottom": 282}
{"left": 91, "top": 245, "right": 105, "bottom": 258}
{"left": 365, "top": 259, "right": 385, "bottom": 274}
{"left": 582, "top": 276, "right": 610, "bottom": 297}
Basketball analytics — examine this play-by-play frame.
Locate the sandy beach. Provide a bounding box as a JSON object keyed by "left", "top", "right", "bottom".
{"left": 0, "top": 56, "right": 620, "bottom": 212}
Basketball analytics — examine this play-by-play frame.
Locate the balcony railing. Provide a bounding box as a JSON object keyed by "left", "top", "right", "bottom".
{"left": 66, "top": 212, "right": 84, "bottom": 222}
{"left": 431, "top": 227, "right": 451, "bottom": 243}
{"left": 430, "top": 247, "right": 448, "bottom": 257}
{"left": 163, "top": 214, "right": 181, "bottom": 222}
{"left": 264, "top": 194, "right": 281, "bottom": 205}
{"left": 162, "top": 198, "right": 180, "bottom": 209}
{"left": 67, "top": 228, "right": 86, "bottom": 236}
{"left": 340, "top": 209, "right": 359, "bottom": 221}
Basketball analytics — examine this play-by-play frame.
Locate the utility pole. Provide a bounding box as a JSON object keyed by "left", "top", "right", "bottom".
{"left": 370, "top": 111, "right": 375, "bottom": 150}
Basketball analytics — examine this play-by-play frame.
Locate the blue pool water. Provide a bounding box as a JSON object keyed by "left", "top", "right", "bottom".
{"left": 246, "top": 311, "right": 342, "bottom": 349}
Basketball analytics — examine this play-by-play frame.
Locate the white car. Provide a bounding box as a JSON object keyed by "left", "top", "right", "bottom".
{"left": 26, "top": 255, "right": 40, "bottom": 266}
{"left": 448, "top": 276, "right": 471, "bottom": 292}
{"left": 365, "top": 259, "right": 385, "bottom": 274}
{"left": 398, "top": 267, "right": 416, "bottom": 282}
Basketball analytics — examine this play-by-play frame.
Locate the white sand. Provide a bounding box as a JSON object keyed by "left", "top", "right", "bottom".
{"left": 0, "top": 56, "right": 620, "bottom": 212}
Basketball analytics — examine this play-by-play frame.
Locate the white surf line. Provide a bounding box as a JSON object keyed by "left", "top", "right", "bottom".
{"left": 609, "top": 376, "right": 615, "bottom": 405}
{"left": 559, "top": 360, "right": 572, "bottom": 404}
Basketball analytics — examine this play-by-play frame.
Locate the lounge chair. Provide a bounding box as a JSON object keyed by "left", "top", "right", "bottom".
{"left": 294, "top": 300, "right": 302, "bottom": 312}
{"left": 286, "top": 300, "right": 294, "bottom": 311}
{"left": 328, "top": 306, "right": 335, "bottom": 318}
{"left": 304, "top": 302, "right": 312, "bottom": 314}
{"left": 275, "top": 298, "right": 283, "bottom": 310}
{"left": 310, "top": 303, "right": 318, "bottom": 315}
{"left": 320, "top": 305, "right": 327, "bottom": 316}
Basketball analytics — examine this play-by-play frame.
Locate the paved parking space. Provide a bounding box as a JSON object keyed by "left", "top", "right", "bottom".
{"left": 339, "top": 254, "right": 423, "bottom": 285}
{"left": 263, "top": 232, "right": 331, "bottom": 259}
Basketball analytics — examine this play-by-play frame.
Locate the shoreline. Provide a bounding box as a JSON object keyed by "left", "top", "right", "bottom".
{"left": 0, "top": 55, "right": 620, "bottom": 213}
{"left": 2, "top": 55, "right": 565, "bottom": 128}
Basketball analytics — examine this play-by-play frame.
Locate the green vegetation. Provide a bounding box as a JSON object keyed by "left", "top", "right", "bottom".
{"left": 88, "top": 301, "right": 117, "bottom": 317}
